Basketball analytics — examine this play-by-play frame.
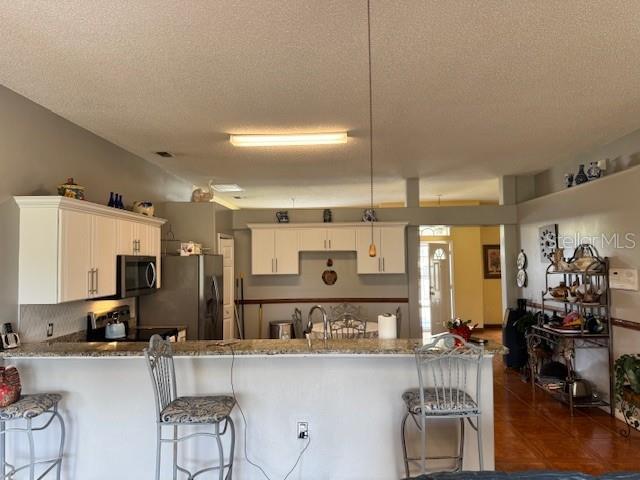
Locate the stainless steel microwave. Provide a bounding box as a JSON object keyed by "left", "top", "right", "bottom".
{"left": 116, "top": 255, "right": 158, "bottom": 298}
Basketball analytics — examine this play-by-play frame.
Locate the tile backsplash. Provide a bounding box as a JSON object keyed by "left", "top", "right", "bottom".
{"left": 18, "top": 298, "right": 136, "bottom": 343}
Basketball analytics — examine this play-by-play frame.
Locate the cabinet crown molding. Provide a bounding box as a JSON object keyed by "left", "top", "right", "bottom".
{"left": 247, "top": 221, "right": 408, "bottom": 230}
{"left": 14, "top": 196, "right": 166, "bottom": 226}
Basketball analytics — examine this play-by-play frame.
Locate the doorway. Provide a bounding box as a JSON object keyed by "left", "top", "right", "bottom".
{"left": 218, "top": 234, "right": 235, "bottom": 339}
{"left": 418, "top": 226, "right": 454, "bottom": 336}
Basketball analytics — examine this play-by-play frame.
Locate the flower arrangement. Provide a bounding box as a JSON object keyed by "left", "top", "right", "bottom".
{"left": 445, "top": 318, "right": 474, "bottom": 344}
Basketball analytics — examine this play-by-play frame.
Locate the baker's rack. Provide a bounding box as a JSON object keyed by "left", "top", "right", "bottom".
{"left": 527, "top": 246, "right": 614, "bottom": 416}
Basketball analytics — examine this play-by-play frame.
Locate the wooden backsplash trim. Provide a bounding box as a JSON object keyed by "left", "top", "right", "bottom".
{"left": 238, "top": 297, "right": 408, "bottom": 305}
{"left": 526, "top": 301, "right": 640, "bottom": 332}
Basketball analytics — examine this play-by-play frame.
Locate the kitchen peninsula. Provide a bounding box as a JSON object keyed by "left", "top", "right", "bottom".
{"left": 1, "top": 338, "right": 505, "bottom": 480}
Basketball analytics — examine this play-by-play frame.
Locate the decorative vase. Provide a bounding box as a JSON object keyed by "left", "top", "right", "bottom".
{"left": 276, "top": 211, "right": 289, "bottom": 223}
{"left": 564, "top": 173, "right": 574, "bottom": 188}
{"left": 574, "top": 164, "right": 588, "bottom": 185}
{"left": 587, "top": 161, "right": 602, "bottom": 180}
{"left": 323, "top": 209, "right": 332, "bottom": 223}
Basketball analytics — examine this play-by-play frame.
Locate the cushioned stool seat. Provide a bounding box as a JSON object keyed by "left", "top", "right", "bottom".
{"left": 0, "top": 393, "right": 62, "bottom": 420}
{"left": 160, "top": 396, "right": 235, "bottom": 424}
{"left": 402, "top": 388, "right": 478, "bottom": 415}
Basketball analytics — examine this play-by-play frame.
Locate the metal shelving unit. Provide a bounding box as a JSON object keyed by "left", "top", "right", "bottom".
{"left": 527, "top": 253, "right": 614, "bottom": 416}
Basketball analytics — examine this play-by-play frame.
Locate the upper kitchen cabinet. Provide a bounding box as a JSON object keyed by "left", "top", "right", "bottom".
{"left": 248, "top": 222, "right": 406, "bottom": 276}
{"left": 249, "top": 225, "right": 299, "bottom": 275}
{"left": 356, "top": 224, "right": 407, "bottom": 274}
{"left": 14, "top": 196, "right": 165, "bottom": 304}
{"left": 299, "top": 226, "right": 356, "bottom": 251}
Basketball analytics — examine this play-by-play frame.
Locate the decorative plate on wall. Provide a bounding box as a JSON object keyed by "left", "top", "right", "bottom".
{"left": 538, "top": 224, "right": 558, "bottom": 262}
{"left": 517, "top": 250, "right": 527, "bottom": 270}
{"left": 517, "top": 268, "right": 528, "bottom": 288}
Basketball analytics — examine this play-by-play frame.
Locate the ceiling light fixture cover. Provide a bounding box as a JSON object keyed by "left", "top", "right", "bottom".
{"left": 212, "top": 184, "right": 244, "bottom": 192}
{"left": 229, "top": 132, "right": 347, "bottom": 147}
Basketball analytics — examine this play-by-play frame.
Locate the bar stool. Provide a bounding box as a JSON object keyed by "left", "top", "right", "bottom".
{"left": 144, "top": 335, "right": 235, "bottom": 480}
{"left": 401, "top": 334, "right": 483, "bottom": 477}
{"left": 0, "top": 393, "right": 65, "bottom": 479}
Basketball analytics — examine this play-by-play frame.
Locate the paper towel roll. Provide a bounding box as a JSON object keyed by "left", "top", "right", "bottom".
{"left": 378, "top": 313, "right": 397, "bottom": 339}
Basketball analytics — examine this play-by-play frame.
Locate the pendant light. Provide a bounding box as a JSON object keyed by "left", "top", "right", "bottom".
{"left": 366, "top": 0, "right": 377, "bottom": 258}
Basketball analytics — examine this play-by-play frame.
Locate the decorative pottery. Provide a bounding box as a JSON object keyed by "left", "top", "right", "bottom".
{"left": 276, "top": 211, "right": 289, "bottom": 223}
{"left": 587, "top": 161, "right": 602, "bottom": 180}
{"left": 586, "top": 315, "right": 605, "bottom": 334}
{"left": 550, "top": 248, "right": 572, "bottom": 272}
{"left": 132, "top": 201, "right": 155, "bottom": 217}
{"left": 57, "top": 178, "right": 85, "bottom": 200}
{"left": 323, "top": 209, "right": 332, "bottom": 223}
{"left": 576, "top": 284, "right": 603, "bottom": 303}
{"left": 564, "top": 173, "right": 574, "bottom": 188}
{"left": 362, "top": 208, "right": 377, "bottom": 222}
{"left": 548, "top": 281, "right": 570, "bottom": 299}
{"left": 574, "top": 164, "right": 589, "bottom": 185}
{"left": 570, "top": 244, "right": 604, "bottom": 272}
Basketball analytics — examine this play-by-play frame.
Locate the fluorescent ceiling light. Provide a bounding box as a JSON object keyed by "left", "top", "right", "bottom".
{"left": 212, "top": 184, "right": 244, "bottom": 192}
{"left": 229, "top": 132, "right": 348, "bottom": 147}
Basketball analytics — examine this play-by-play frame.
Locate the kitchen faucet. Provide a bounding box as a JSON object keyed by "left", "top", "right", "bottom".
{"left": 308, "top": 305, "right": 329, "bottom": 343}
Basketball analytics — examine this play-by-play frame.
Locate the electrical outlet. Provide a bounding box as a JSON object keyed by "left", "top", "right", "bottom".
{"left": 46, "top": 323, "right": 54, "bottom": 337}
{"left": 297, "top": 421, "right": 309, "bottom": 439}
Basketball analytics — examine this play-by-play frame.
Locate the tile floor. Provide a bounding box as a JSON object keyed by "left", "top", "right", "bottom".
{"left": 485, "top": 329, "right": 640, "bottom": 474}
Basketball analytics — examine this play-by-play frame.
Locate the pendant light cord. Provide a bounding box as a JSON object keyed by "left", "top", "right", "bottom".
{"left": 367, "top": 0, "right": 375, "bottom": 246}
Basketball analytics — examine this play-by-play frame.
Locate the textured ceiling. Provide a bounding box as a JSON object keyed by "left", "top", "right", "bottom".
{"left": 2, "top": 1, "right": 640, "bottom": 207}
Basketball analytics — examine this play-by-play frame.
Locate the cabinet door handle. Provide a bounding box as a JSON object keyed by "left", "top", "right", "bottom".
{"left": 378, "top": 257, "right": 381, "bottom": 272}
{"left": 324, "top": 239, "right": 327, "bottom": 249}
{"left": 88, "top": 269, "right": 93, "bottom": 296}
{"left": 329, "top": 239, "right": 332, "bottom": 249}
{"left": 275, "top": 258, "right": 278, "bottom": 272}
{"left": 94, "top": 268, "right": 99, "bottom": 294}
{"left": 382, "top": 257, "right": 385, "bottom": 272}
{"left": 271, "top": 258, "right": 274, "bottom": 273}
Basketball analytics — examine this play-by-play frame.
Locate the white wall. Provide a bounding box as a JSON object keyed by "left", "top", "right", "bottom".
{"left": 0, "top": 85, "right": 192, "bottom": 340}
{"left": 517, "top": 164, "right": 640, "bottom": 403}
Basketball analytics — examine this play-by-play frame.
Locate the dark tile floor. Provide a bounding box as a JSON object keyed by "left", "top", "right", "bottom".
{"left": 484, "top": 329, "right": 640, "bottom": 474}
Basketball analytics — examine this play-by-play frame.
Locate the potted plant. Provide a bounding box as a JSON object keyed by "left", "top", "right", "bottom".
{"left": 614, "top": 354, "right": 640, "bottom": 433}
{"left": 445, "top": 318, "right": 474, "bottom": 345}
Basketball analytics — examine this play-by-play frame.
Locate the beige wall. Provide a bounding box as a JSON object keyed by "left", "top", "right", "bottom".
{"left": 0, "top": 86, "right": 192, "bottom": 340}
{"left": 448, "top": 226, "right": 503, "bottom": 328}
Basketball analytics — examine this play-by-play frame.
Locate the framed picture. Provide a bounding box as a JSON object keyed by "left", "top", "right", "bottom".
{"left": 483, "top": 244, "right": 502, "bottom": 279}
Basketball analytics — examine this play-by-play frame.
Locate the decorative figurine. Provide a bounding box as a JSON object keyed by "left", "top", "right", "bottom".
{"left": 564, "top": 173, "right": 574, "bottom": 188}
{"left": 587, "top": 161, "right": 602, "bottom": 180}
{"left": 362, "top": 208, "right": 377, "bottom": 222}
{"left": 323, "top": 209, "right": 332, "bottom": 223}
{"left": 574, "top": 164, "right": 589, "bottom": 185}
{"left": 276, "top": 211, "right": 289, "bottom": 223}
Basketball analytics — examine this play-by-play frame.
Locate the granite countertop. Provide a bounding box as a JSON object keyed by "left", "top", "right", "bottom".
{"left": 0, "top": 338, "right": 507, "bottom": 358}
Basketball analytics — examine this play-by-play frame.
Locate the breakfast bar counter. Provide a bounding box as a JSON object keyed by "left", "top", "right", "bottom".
{"left": 1, "top": 337, "right": 505, "bottom": 479}
{"left": 0, "top": 337, "right": 507, "bottom": 358}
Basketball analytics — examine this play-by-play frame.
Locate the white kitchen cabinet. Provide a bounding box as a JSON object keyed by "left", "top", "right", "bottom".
{"left": 274, "top": 229, "right": 299, "bottom": 274}
{"left": 15, "top": 196, "right": 166, "bottom": 304}
{"left": 59, "top": 209, "right": 92, "bottom": 302}
{"left": 250, "top": 227, "right": 299, "bottom": 275}
{"left": 298, "top": 227, "right": 356, "bottom": 251}
{"left": 356, "top": 225, "right": 406, "bottom": 274}
{"left": 326, "top": 227, "right": 356, "bottom": 251}
{"left": 117, "top": 220, "right": 159, "bottom": 257}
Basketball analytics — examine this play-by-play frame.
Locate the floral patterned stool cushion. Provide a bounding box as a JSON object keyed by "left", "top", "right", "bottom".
{"left": 0, "top": 393, "right": 62, "bottom": 420}
{"left": 161, "top": 396, "right": 235, "bottom": 424}
{"left": 402, "top": 388, "right": 479, "bottom": 416}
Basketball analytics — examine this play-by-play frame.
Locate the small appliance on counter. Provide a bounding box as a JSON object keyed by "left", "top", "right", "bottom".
{"left": 87, "top": 306, "right": 183, "bottom": 343}
{"left": 0, "top": 323, "right": 21, "bottom": 349}
{"left": 269, "top": 320, "right": 294, "bottom": 340}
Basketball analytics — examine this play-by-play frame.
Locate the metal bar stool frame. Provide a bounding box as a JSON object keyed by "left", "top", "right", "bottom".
{"left": 0, "top": 404, "right": 65, "bottom": 480}
{"left": 401, "top": 333, "right": 484, "bottom": 477}
{"left": 144, "top": 335, "right": 235, "bottom": 480}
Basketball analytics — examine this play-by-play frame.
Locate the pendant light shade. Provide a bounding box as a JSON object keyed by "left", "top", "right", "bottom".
{"left": 366, "top": 0, "right": 377, "bottom": 258}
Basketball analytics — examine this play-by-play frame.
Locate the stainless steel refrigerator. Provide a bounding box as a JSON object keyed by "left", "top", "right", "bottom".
{"left": 138, "top": 254, "right": 223, "bottom": 340}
